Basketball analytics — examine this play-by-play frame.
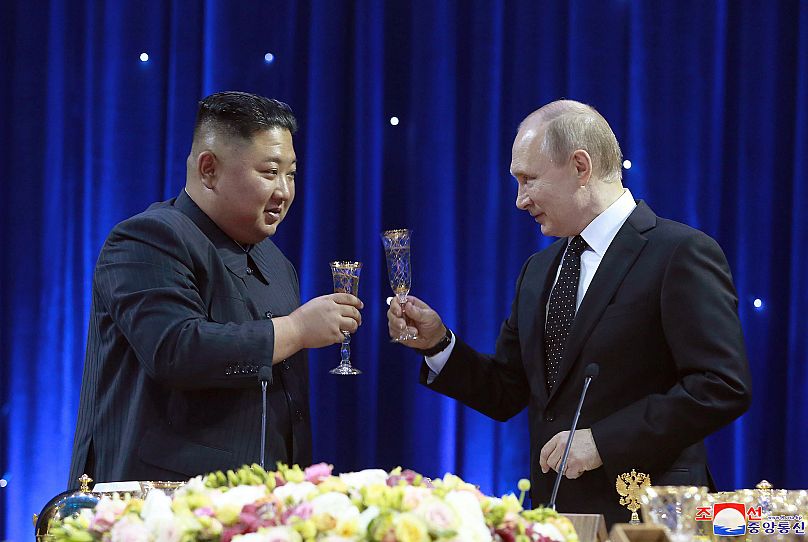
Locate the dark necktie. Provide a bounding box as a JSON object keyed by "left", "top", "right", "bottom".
{"left": 544, "top": 235, "right": 588, "bottom": 391}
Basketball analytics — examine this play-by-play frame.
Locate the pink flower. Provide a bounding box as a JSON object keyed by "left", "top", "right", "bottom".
{"left": 304, "top": 463, "right": 333, "bottom": 483}
{"left": 281, "top": 502, "right": 313, "bottom": 523}
{"left": 401, "top": 487, "right": 432, "bottom": 510}
{"left": 222, "top": 524, "right": 249, "bottom": 542}
{"left": 89, "top": 498, "right": 127, "bottom": 533}
{"left": 109, "top": 515, "right": 149, "bottom": 542}
{"left": 494, "top": 526, "right": 517, "bottom": 542}
{"left": 386, "top": 469, "right": 422, "bottom": 487}
{"left": 414, "top": 497, "right": 459, "bottom": 533}
{"left": 195, "top": 507, "right": 215, "bottom": 517}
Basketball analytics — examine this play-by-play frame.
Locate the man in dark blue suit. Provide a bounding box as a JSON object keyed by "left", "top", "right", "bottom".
{"left": 69, "top": 92, "right": 363, "bottom": 486}
{"left": 387, "top": 100, "right": 751, "bottom": 525}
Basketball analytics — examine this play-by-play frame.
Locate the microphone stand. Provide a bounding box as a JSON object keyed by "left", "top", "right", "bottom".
{"left": 258, "top": 365, "right": 273, "bottom": 469}
{"left": 548, "top": 363, "right": 599, "bottom": 510}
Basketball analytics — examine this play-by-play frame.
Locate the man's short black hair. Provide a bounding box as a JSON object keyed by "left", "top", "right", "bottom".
{"left": 194, "top": 91, "right": 298, "bottom": 141}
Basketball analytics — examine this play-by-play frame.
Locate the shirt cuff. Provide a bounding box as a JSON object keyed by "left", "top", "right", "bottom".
{"left": 424, "top": 333, "right": 456, "bottom": 384}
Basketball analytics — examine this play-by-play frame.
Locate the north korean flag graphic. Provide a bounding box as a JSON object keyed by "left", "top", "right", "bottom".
{"left": 713, "top": 502, "right": 747, "bottom": 536}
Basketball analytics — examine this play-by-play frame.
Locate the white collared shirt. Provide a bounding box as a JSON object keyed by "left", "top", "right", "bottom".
{"left": 555, "top": 188, "right": 637, "bottom": 311}
{"left": 425, "top": 188, "right": 637, "bottom": 377}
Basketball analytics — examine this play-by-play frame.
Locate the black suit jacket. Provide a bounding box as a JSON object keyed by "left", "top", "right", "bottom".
{"left": 68, "top": 191, "right": 311, "bottom": 487}
{"left": 422, "top": 201, "right": 751, "bottom": 525}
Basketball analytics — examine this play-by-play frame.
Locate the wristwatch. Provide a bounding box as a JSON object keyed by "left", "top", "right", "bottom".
{"left": 415, "top": 327, "right": 453, "bottom": 357}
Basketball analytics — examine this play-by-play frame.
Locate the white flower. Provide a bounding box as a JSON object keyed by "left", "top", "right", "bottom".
{"left": 310, "top": 492, "right": 357, "bottom": 518}
{"left": 210, "top": 484, "right": 267, "bottom": 509}
{"left": 109, "top": 515, "right": 149, "bottom": 542}
{"left": 177, "top": 475, "right": 206, "bottom": 496}
{"left": 357, "top": 505, "right": 380, "bottom": 533}
{"left": 338, "top": 469, "right": 388, "bottom": 489}
{"left": 444, "top": 491, "right": 492, "bottom": 542}
{"left": 531, "top": 522, "right": 565, "bottom": 541}
{"left": 232, "top": 526, "right": 303, "bottom": 542}
{"left": 142, "top": 490, "right": 173, "bottom": 522}
{"left": 414, "top": 496, "right": 459, "bottom": 534}
{"left": 141, "top": 490, "right": 180, "bottom": 541}
{"left": 272, "top": 481, "right": 317, "bottom": 504}
{"left": 402, "top": 486, "right": 433, "bottom": 510}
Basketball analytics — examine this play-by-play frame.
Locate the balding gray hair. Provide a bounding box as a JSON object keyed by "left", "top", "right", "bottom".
{"left": 525, "top": 100, "right": 623, "bottom": 183}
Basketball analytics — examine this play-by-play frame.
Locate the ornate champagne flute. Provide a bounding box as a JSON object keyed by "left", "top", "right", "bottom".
{"left": 381, "top": 229, "right": 417, "bottom": 341}
{"left": 329, "top": 261, "right": 362, "bottom": 375}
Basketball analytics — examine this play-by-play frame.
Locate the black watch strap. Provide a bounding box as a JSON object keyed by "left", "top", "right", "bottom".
{"left": 416, "top": 328, "right": 453, "bottom": 357}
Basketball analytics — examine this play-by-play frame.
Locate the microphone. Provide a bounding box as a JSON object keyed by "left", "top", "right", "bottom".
{"left": 258, "top": 365, "right": 273, "bottom": 469}
{"left": 548, "top": 363, "right": 599, "bottom": 510}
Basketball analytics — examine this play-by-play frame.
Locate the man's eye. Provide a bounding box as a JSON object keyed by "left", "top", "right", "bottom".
{"left": 262, "top": 169, "right": 278, "bottom": 176}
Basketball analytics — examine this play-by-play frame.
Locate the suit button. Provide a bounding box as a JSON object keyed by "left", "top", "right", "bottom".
{"left": 282, "top": 360, "right": 290, "bottom": 370}
{"left": 246, "top": 267, "right": 253, "bottom": 274}
{"left": 295, "top": 409, "right": 304, "bottom": 421}
{"left": 543, "top": 412, "right": 554, "bottom": 422}
{"left": 225, "top": 365, "right": 232, "bottom": 375}
{"left": 265, "top": 311, "right": 273, "bottom": 319}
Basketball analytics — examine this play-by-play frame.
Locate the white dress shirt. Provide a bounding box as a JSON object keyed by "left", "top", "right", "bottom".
{"left": 425, "top": 189, "right": 637, "bottom": 378}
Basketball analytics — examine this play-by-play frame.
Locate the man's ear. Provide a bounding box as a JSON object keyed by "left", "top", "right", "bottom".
{"left": 571, "top": 149, "right": 593, "bottom": 185}
{"left": 197, "top": 151, "right": 217, "bottom": 189}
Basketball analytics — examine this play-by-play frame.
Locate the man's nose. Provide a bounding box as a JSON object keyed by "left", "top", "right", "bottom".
{"left": 515, "top": 186, "right": 530, "bottom": 209}
{"left": 275, "top": 176, "right": 292, "bottom": 198}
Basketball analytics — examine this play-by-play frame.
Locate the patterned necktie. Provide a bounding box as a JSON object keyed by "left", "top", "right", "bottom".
{"left": 544, "top": 235, "right": 588, "bottom": 391}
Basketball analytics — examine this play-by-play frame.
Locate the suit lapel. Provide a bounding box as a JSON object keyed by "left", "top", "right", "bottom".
{"left": 547, "top": 202, "right": 657, "bottom": 401}
{"left": 523, "top": 240, "right": 566, "bottom": 407}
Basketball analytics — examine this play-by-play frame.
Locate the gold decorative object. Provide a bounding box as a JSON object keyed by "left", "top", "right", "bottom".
{"left": 78, "top": 473, "right": 93, "bottom": 493}
{"left": 756, "top": 479, "right": 773, "bottom": 490}
{"left": 34, "top": 474, "right": 99, "bottom": 540}
{"left": 617, "top": 469, "right": 651, "bottom": 524}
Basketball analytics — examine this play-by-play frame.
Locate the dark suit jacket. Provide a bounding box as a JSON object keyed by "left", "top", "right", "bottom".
{"left": 68, "top": 191, "right": 311, "bottom": 487}
{"left": 421, "top": 201, "right": 751, "bottom": 525}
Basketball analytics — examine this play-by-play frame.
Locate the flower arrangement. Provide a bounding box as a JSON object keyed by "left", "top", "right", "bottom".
{"left": 49, "top": 463, "right": 578, "bottom": 542}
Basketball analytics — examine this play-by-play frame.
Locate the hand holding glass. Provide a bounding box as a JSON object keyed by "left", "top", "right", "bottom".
{"left": 381, "top": 229, "right": 417, "bottom": 341}
{"left": 329, "top": 261, "right": 362, "bottom": 375}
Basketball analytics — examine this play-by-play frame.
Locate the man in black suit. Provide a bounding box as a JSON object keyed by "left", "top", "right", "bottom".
{"left": 387, "top": 100, "right": 751, "bottom": 525}
{"left": 69, "top": 92, "right": 363, "bottom": 486}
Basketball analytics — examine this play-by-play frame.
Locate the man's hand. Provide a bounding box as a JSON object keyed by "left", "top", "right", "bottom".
{"left": 539, "top": 428, "right": 602, "bottom": 479}
{"left": 285, "top": 293, "right": 363, "bottom": 349}
{"left": 386, "top": 295, "right": 445, "bottom": 349}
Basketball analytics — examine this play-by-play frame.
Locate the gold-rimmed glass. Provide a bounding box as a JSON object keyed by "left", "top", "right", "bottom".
{"left": 329, "top": 261, "right": 362, "bottom": 375}
{"left": 381, "top": 228, "right": 417, "bottom": 341}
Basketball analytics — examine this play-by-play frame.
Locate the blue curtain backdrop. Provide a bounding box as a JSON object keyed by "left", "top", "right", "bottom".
{"left": 1, "top": 0, "right": 807, "bottom": 539}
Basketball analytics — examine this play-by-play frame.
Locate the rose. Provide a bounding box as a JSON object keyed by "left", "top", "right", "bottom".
{"left": 304, "top": 462, "right": 333, "bottom": 483}
{"left": 414, "top": 497, "right": 459, "bottom": 535}
{"left": 401, "top": 486, "right": 433, "bottom": 510}
{"left": 109, "top": 515, "right": 149, "bottom": 542}
{"left": 89, "top": 497, "right": 127, "bottom": 533}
